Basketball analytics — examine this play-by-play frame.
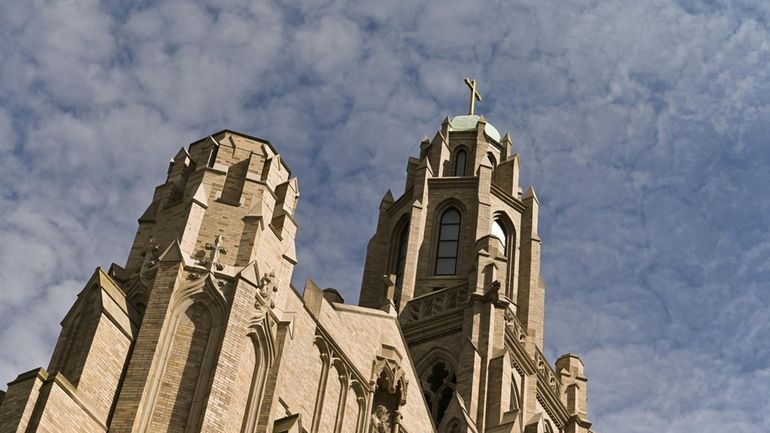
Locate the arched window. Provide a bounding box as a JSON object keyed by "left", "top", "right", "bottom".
{"left": 394, "top": 224, "right": 409, "bottom": 289}
{"left": 435, "top": 208, "right": 461, "bottom": 275}
{"left": 509, "top": 374, "right": 520, "bottom": 412}
{"left": 492, "top": 220, "right": 507, "bottom": 253}
{"left": 487, "top": 151, "right": 497, "bottom": 168}
{"left": 422, "top": 361, "right": 456, "bottom": 426}
{"left": 454, "top": 150, "right": 467, "bottom": 176}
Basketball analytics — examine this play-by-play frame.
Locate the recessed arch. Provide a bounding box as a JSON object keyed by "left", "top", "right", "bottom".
{"left": 391, "top": 214, "right": 411, "bottom": 291}
{"left": 415, "top": 346, "right": 458, "bottom": 375}
{"left": 492, "top": 211, "right": 517, "bottom": 299}
{"left": 435, "top": 207, "right": 461, "bottom": 275}
{"left": 492, "top": 220, "right": 507, "bottom": 251}
{"left": 419, "top": 356, "right": 457, "bottom": 427}
{"left": 487, "top": 151, "right": 497, "bottom": 168}
{"left": 240, "top": 312, "right": 276, "bottom": 433}
{"left": 491, "top": 211, "right": 515, "bottom": 256}
{"left": 453, "top": 147, "right": 469, "bottom": 177}
{"left": 138, "top": 277, "right": 226, "bottom": 433}
{"left": 509, "top": 372, "right": 521, "bottom": 413}
{"left": 416, "top": 348, "right": 458, "bottom": 428}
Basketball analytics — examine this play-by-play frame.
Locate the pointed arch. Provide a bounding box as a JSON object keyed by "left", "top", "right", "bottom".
{"left": 330, "top": 358, "right": 350, "bottom": 433}
{"left": 453, "top": 148, "right": 468, "bottom": 177}
{"left": 487, "top": 151, "right": 497, "bottom": 168}
{"left": 509, "top": 372, "right": 521, "bottom": 413}
{"left": 492, "top": 211, "right": 517, "bottom": 299}
{"left": 416, "top": 349, "right": 457, "bottom": 427}
{"left": 390, "top": 214, "right": 411, "bottom": 291}
{"left": 240, "top": 308, "right": 276, "bottom": 433}
{"left": 310, "top": 336, "right": 332, "bottom": 433}
{"left": 435, "top": 207, "right": 462, "bottom": 276}
{"left": 137, "top": 276, "right": 227, "bottom": 433}
{"left": 350, "top": 380, "right": 368, "bottom": 433}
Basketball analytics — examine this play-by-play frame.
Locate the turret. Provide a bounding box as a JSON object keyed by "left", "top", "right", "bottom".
{"left": 359, "top": 79, "right": 589, "bottom": 433}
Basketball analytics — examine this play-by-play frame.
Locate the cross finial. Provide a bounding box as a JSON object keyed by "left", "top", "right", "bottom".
{"left": 464, "top": 77, "right": 482, "bottom": 115}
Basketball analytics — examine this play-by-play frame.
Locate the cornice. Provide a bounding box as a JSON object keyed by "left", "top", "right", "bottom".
{"left": 427, "top": 177, "right": 479, "bottom": 189}
{"left": 490, "top": 184, "right": 526, "bottom": 213}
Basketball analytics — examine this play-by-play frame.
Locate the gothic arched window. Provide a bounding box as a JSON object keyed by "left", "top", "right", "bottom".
{"left": 487, "top": 151, "right": 497, "bottom": 168}
{"left": 435, "top": 208, "right": 461, "bottom": 275}
{"left": 454, "top": 150, "right": 467, "bottom": 176}
{"left": 394, "top": 223, "right": 410, "bottom": 289}
{"left": 509, "top": 374, "right": 520, "bottom": 412}
{"left": 422, "top": 361, "right": 457, "bottom": 426}
{"left": 492, "top": 220, "right": 507, "bottom": 253}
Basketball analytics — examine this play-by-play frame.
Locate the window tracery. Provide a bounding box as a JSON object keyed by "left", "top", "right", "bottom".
{"left": 421, "top": 361, "right": 456, "bottom": 426}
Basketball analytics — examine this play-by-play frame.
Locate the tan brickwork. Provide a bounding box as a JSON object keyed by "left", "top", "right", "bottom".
{"left": 0, "top": 114, "right": 592, "bottom": 433}
{"left": 360, "top": 114, "right": 593, "bottom": 432}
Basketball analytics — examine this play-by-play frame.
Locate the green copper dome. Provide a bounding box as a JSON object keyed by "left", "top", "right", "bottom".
{"left": 449, "top": 115, "right": 501, "bottom": 143}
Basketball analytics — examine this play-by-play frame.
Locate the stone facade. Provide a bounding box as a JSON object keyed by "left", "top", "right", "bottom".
{"left": 0, "top": 113, "right": 593, "bottom": 433}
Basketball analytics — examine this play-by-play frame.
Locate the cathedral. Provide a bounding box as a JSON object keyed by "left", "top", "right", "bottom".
{"left": 0, "top": 81, "right": 593, "bottom": 433}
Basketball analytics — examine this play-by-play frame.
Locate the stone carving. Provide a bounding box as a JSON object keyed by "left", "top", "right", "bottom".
{"left": 258, "top": 271, "right": 277, "bottom": 308}
{"left": 534, "top": 348, "right": 561, "bottom": 395}
{"left": 139, "top": 237, "right": 160, "bottom": 285}
{"left": 198, "top": 235, "right": 227, "bottom": 270}
{"left": 370, "top": 405, "right": 390, "bottom": 433}
{"left": 504, "top": 309, "right": 527, "bottom": 344}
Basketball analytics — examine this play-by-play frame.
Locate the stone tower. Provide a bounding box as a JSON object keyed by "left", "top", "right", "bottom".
{"left": 0, "top": 83, "right": 593, "bottom": 433}
{"left": 0, "top": 131, "right": 303, "bottom": 432}
{"left": 106, "top": 131, "right": 300, "bottom": 432}
{"left": 359, "top": 83, "right": 592, "bottom": 433}
{"left": 0, "top": 130, "right": 437, "bottom": 433}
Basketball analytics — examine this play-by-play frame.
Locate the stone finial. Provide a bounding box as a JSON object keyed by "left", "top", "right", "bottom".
{"left": 380, "top": 190, "right": 394, "bottom": 210}
{"left": 522, "top": 185, "right": 539, "bottom": 204}
{"left": 556, "top": 353, "right": 590, "bottom": 423}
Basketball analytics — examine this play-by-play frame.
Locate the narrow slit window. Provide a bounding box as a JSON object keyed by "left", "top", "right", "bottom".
{"left": 454, "top": 150, "right": 467, "bottom": 176}
{"left": 435, "top": 208, "right": 461, "bottom": 275}
{"left": 395, "top": 224, "right": 410, "bottom": 289}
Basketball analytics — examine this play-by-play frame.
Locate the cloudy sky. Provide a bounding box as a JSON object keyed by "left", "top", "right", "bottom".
{"left": 2, "top": 0, "right": 770, "bottom": 431}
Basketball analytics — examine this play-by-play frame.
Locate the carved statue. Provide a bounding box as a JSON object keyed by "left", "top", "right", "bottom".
{"left": 139, "top": 237, "right": 160, "bottom": 285}
{"left": 258, "top": 271, "right": 277, "bottom": 308}
{"left": 370, "top": 405, "right": 390, "bottom": 433}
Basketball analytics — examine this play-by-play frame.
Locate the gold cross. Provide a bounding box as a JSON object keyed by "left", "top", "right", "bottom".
{"left": 464, "top": 77, "right": 482, "bottom": 115}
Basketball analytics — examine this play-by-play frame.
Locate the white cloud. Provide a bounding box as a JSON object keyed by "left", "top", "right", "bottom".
{"left": 2, "top": 1, "right": 770, "bottom": 431}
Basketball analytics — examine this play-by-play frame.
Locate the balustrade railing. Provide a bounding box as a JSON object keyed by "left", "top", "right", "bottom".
{"left": 401, "top": 284, "right": 466, "bottom": 324}
{"left": 503, "top": 308, "right": 527, "bottom": 346}
{"left": 534, "top": 347, "right": 561, "bottom": 395}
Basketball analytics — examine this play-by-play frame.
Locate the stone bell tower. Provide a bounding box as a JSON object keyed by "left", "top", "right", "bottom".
{"left": 0, "top": 130, "right": 301, "bottom": 433}
{"left": 108, "top": 130, "right": 300, "bottom": 433}
{"left": 359, "top": 80, "right": 592, "bottom": 433}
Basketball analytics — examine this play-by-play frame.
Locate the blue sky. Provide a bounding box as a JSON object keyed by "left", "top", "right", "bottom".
{"left": 1, "top": 0, "right": 770, "bottom": 431}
